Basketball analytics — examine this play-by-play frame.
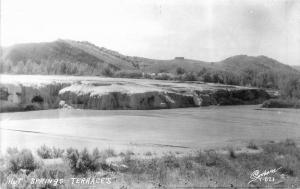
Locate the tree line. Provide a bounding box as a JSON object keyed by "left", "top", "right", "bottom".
{"left": 1, "top": 59, "right": 300, "bottom": 99}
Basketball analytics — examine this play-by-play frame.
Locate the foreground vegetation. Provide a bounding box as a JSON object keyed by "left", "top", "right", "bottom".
{"left": 0, "top": 139, "right": 299, "bottom": 188}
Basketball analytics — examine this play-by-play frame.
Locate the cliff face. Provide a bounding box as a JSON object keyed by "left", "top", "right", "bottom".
{"left": 0, "top": 82, "right": 69, "bottom": 112}
{"left": 0, "top": 75, "right": 270, "bottom": 112}
{"left": 58, "top": 84, "right": 199, "bottom": 110}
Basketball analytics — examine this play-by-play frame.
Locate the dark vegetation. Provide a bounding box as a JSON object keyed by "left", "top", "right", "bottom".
{"left": 262, "top": 76, "right": 300, "bottom": 108}
{"left": 247, "top": 141, "right": 259, "bottom": 150}
{"left": 6, "top": 148, "right": 38, "bottom": 174}
{"left": 0, "top": 139, "right": 299, "bottom": 188}
{"left": 262, "top": 99, "right": 300, "bottom": 108}
{"left": 37, "top": 145, "right": 65, "bottom": 159}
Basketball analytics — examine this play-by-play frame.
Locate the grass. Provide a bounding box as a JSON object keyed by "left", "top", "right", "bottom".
{"left": 0, "top": 140, "right": 299, "bottom": 188}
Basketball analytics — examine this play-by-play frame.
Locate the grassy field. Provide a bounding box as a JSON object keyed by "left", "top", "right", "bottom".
{"left": 0, "top": 139, "right": 299, "bottom": 188}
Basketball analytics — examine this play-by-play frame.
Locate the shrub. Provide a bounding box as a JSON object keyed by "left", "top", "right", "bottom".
{"left": 90, "top": 148, "right": 103, "bottom": 171}
{"left": 121, "top": 153, "right": 147, "bottom": 174}
{"left": 125, "top": 150, "right": 135, "bottom": 156}
{"left": 176, "top": 67, "right": 185, "bottom": 75}
{"left": 119, "top": 152, "right": 126, "bottom": 157}
{"left": 31, "top": 95, "right": 44, "bottom": 103}
{"left": 37, "top": 145, "right": 53, "bottom": 159}
{"left": 65, "top": 148, "right": 79, "bottom": 173}
{"left": 279, "top": 77, "right": 300, "bottom": 99}
{"left": 114, "top": 70, "right": 143, "bottom": 78}
{"left": 284, "top": 139, "right": 296, "bottom": 147}
{"left": 145, "top": 152, "right": 152, "bottom": 156}
{"left": 155, "top": 73, "right": 173, "bottom": 80}
{"left": 247, "top": 141, "right": 258, "bottom": 150}
{"left": 98, "top": 149, "right": 117, "bottom": 159}
{"left": 228, "top": 148, "right": 236, "bottom": 159}
{"left": 37, "top": 145, "right": 65, "bottom": 159}
{"left": 143, "top": 73, "right": 153, "bottom": 79}
{"left": 52, "top": 147, "right": 65, "bottom": 158}
{"left": 276, "top": 154, "right": 299, "bottom": 176}
{"left": 101, "top": 66, "right": 114, "bottom": 77}
{"left": 74, "top": 148, "right": 92, "bottom": 174}
{"left": 162, "top": 155, "right": 180, "bottom": 169}
{"left": 7, "top": 149, "right": 38, "bottom": 173}
{"left": 65, "top": 148, "right": 102, "bottom": 175}
{"left": 6, "top": 147, "right": 18, "bottom": 156}
{"left": 23, "top": 104, "right": 40, "bottom": 111}
{"left": 194, "top": 150, "right": 217, "bottom": 166}
{"left": 181, "top": 72, "right": 197, "bottom": 81}
{"left": 261, "top": 99, "right": 300, "bottom": 108}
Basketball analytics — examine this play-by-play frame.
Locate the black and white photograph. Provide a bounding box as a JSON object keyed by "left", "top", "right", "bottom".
{"left": 0, "top": 0, "right": 300, "bottom": 188}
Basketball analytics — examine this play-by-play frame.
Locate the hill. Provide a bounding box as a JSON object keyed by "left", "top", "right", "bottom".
{"left": 1, "top": 39, "right": 299, "bottom": 89}
{"left": 217, "top": 55, "right": 297, "bottom": 74}
{"left": 1, "top": 40, "right": 138, "bottom": 75}
{"left": 213, "top": 55, "right": 300, "bottom": 88}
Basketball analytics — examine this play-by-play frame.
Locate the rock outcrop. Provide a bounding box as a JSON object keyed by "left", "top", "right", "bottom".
{"left": 0, "top": 82, "right": 69, "bottom": 112}
{"left": 58, "top": 83, "right": 199, "bottom": 110}
{"left": 0, "top": 75, "right": 270, "bottom": 112}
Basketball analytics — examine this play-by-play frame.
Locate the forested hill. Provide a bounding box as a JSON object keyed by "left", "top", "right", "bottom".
{"left": 1, "top": 39, "right": 299, "bottom": 89}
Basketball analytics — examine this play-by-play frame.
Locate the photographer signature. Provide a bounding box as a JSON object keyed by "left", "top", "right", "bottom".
{"left": 248, "top": 167, "right": 282, "bottom": 184}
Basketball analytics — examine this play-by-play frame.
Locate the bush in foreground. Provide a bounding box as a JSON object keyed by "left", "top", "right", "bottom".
{"left": 37, "top": 145, "right": 52, "bottom": 159}
{"left": 65, "top": 148, "right": 104, "bottom": 175}
{"left": 37, "top": 145, "right": 65, "bottom": 159}
{"left": 1, "top": 140, "right": 299, "bottom": 188}
{"left": 7, "top": 149, "right": 39, "bottom": 174}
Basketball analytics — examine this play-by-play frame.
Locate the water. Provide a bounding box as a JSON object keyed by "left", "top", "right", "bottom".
{"left": 0, "top": 105, "right": 299, "bottom": 154}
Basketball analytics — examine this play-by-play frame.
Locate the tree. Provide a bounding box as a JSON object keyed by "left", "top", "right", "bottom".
{"left": 176, "top": 67, "right": 185, "bottom": 75}
{"left": 59, "top": 62, "right": 67, "bottom": 74}
{"left": 202, "top": 72, "right": 212, "bottom": 82}
{"left": 280, "top": 77, "right": 300, "bottom": 99}
{"left": 101, "top": 65, "right": 114, "bottom": 77}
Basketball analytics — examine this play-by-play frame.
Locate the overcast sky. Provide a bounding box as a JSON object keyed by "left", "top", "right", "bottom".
{"left": 1, "top": 0, "right": 300, "bottom": 65}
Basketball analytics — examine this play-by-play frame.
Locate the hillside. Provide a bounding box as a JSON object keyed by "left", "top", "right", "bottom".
{"left": 1, "top": 40, "right": 138, "bottom": 75}
{"left": 294, "top": 65, "right": 300, "bottom": 71}
{"left": 213, "top": 55, "right": 300, "bottom": 88}
{"left": 1, "top": 39, "right": 299, "bottom": 89}
{"left": 217, "top": 55, "right": 298, "bottom": 74}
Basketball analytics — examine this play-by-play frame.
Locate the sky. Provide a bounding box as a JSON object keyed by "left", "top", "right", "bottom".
{"left": 1, "top": 0, "right": 300, "bottom": 65}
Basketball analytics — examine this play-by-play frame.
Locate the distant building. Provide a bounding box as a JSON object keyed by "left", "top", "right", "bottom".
{"left": 175, "top": 57, "right": 184, "bottom": 60}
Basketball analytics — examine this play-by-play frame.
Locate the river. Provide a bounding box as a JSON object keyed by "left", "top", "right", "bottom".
{"left": 0, "top": 105, "right": 299, "bottom": 154}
